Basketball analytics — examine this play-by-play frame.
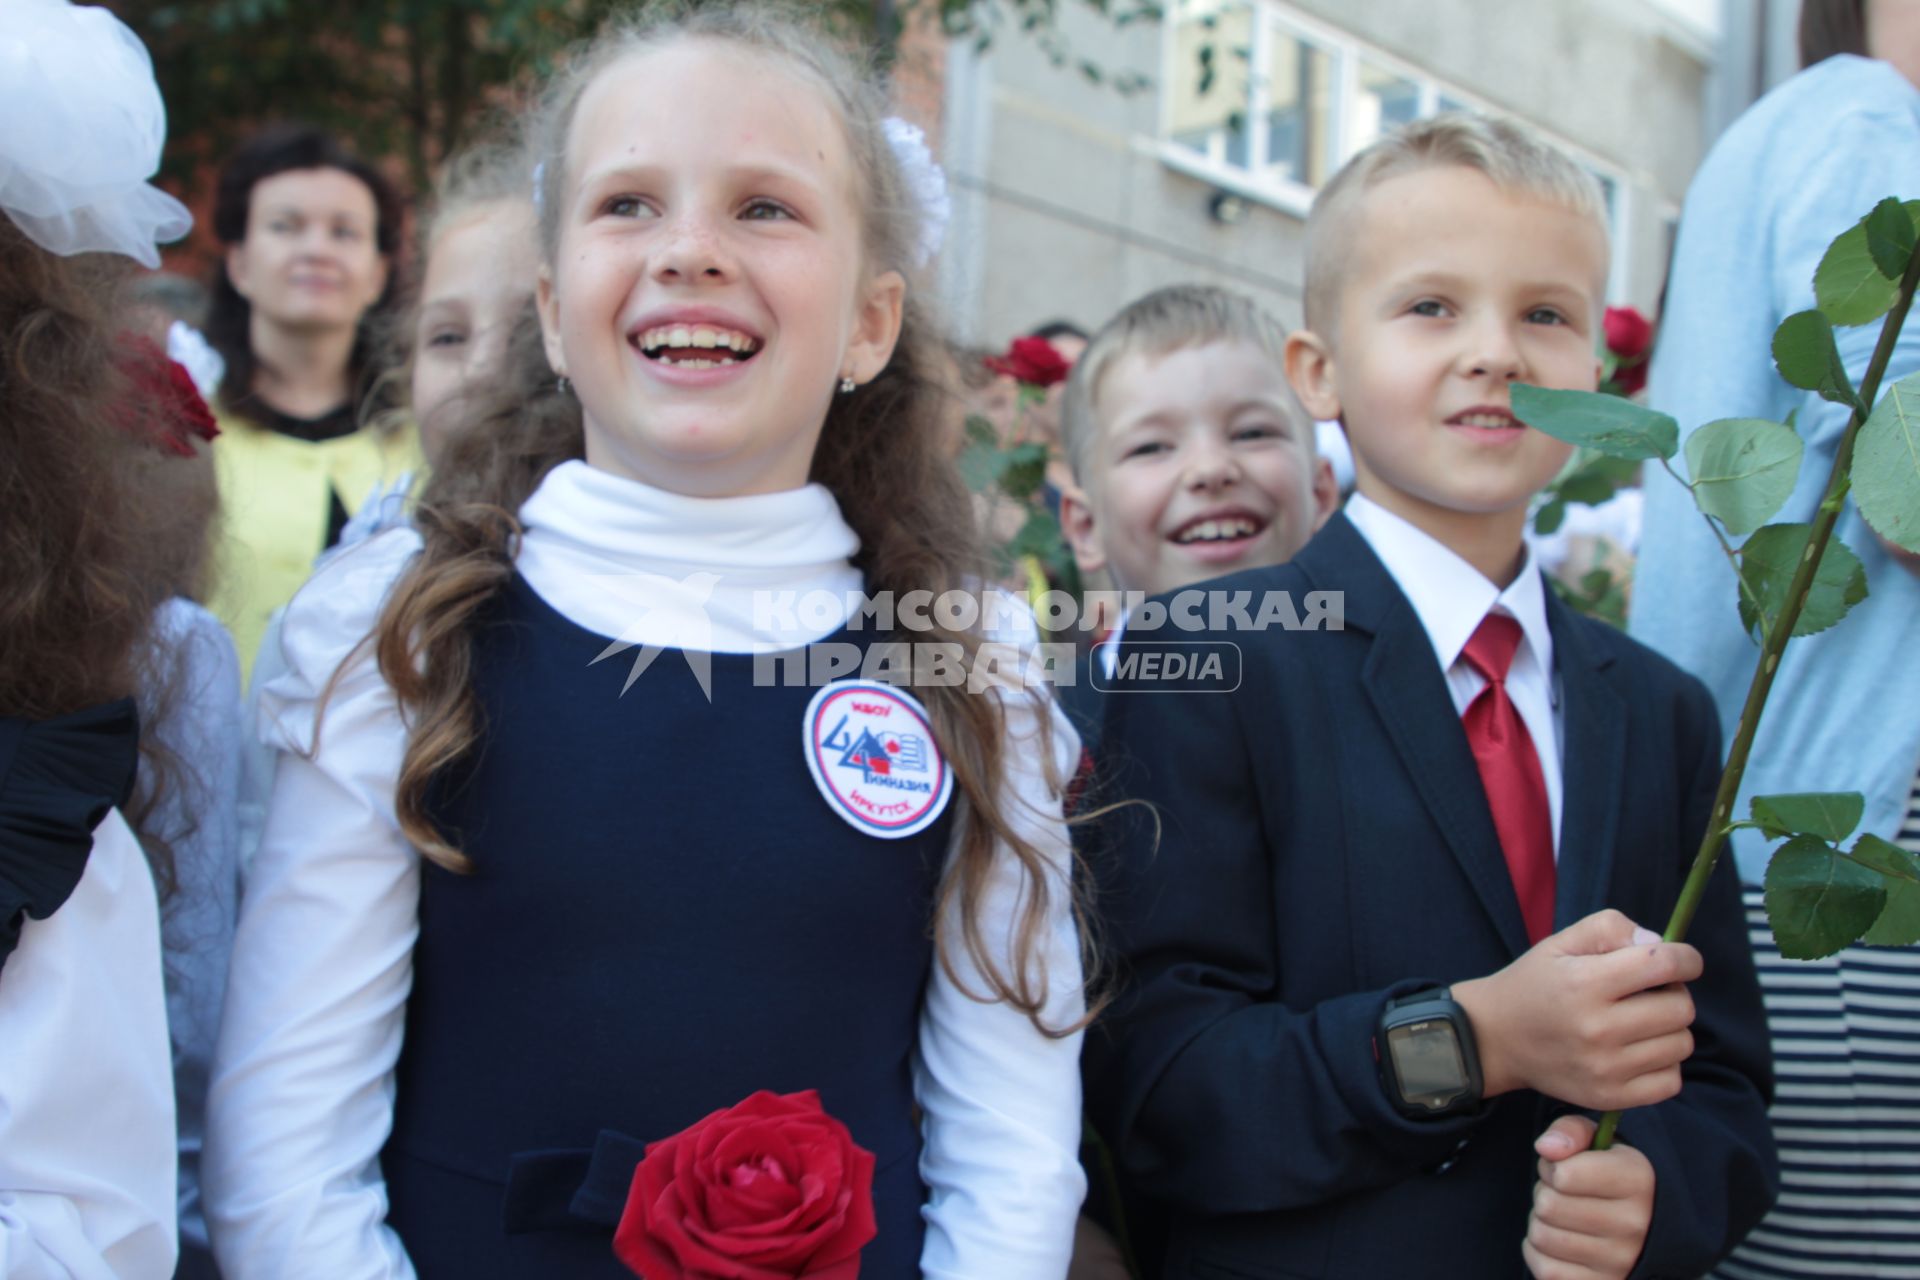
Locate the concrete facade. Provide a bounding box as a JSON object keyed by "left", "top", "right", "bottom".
{"left": 933, "top": 0, "right": 1739, "bottom": 347}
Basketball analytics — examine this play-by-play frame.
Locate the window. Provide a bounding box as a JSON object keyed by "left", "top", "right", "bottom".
{"left": 1261, "top": 27, "right": 1336, "bottom": 188}
{"left": 1167, "top": 2, "right": 1253, "bottom": 168}
{"left": 1159, "top": 0, "right": 1628, "bottom": 245}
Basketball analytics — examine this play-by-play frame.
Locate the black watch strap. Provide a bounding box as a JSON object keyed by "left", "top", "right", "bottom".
{"left": 1378, "top": 986, "right": 1483, "bottom": 1119}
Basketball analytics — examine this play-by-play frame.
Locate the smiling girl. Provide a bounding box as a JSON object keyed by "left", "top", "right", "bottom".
{"left": 206, "top": 7, "right": 1088, "bottom": 1278}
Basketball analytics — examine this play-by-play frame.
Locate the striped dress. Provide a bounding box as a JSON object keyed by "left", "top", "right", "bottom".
{"left": 1715, "top": 774, "right": 1920, "bottom": 1280}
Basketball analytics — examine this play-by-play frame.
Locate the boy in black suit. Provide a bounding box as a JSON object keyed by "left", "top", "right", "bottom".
{"left": 1084, "top": 116, "right": 1775, "bottom": 1279}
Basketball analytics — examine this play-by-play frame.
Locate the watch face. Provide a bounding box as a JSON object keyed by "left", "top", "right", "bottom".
{"left": 1386, "top": 1018, "right": 1469, "bottom": 1109}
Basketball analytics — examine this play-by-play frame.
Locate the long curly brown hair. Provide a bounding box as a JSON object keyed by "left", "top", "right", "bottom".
{"left": 0, "top": 220, "right": 220, "bottom": 888}
{"left": 367, "top": 1, "right": 1095, "bottom": 1035}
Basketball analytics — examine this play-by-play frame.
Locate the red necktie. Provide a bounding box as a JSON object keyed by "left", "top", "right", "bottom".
{"left": 1460, "top": 614, "right": 1556, "bottom": 944}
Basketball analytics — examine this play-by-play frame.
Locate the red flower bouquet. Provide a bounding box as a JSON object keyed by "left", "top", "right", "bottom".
{"left": 613, "top": 1090, "right": 877, "bottom": 1280}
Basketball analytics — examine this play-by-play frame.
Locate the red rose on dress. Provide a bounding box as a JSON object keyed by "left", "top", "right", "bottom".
{"left": 984, "top": 335, "right": 1072, "bottom": 388}
{"left": 613, "top": 1090, "right": 877, "bottom": 1280}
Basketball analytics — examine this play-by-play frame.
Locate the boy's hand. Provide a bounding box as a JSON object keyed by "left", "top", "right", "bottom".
{"left": 1454, "top": 909, "right": 1699, "bottom": 1110}
{"left": 1522, "top": 1115, "right": 1656, "bottom": 1280}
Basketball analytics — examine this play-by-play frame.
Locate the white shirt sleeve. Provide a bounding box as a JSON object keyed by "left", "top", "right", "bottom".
{"left": 204, "top": 531, "right": 423, "bottom": 1280}
{"left": 147, "top": 599, "right": 245, "bottom": 1262}
{"left": 915, "top": 600, "right": 1087, "bottom": 1280}
{"left": 0, "top": 810, "right": 177, "bottom": 1280}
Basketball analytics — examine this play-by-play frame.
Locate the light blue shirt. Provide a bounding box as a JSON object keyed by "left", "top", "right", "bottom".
{"left": 1631, "top": 55, "right": 1920, "bottom": 883}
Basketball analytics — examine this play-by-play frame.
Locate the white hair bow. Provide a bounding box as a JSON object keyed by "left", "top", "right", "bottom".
{"left": 0, "top": 0, "right": 191, "bottom": 267}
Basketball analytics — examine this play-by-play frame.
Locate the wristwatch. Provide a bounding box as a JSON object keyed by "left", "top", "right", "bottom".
{"left": 1377, "top": 987, "right": 1483, "bottom": 1118}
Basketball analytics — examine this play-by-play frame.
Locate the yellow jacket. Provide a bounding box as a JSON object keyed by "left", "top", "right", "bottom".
{"left": 210, "top": 410, "right": 422, "bottom": 678}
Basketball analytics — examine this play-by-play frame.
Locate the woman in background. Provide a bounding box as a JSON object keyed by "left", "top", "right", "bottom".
{"left": 203, "top": 124, "right": 416, "bottom": 677}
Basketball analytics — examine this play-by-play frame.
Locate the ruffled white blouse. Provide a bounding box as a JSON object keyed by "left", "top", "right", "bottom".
{"left": 205, "top": 460, "right": 1086, "bottom": 1279}
{"left": 0, "top": 810, "right": 177, "bottom": 1279}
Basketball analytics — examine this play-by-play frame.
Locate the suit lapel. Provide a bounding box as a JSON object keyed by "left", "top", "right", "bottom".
{"left": 1302, "top": 516, "right": 1531, "bottom": 956}
{"left": 1544, "top": 587, "right": 1626, "bottom": 927}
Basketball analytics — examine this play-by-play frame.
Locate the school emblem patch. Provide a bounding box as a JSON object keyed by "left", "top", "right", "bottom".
{"left": 802, "top": 680, "right": 952, "bottom": 839}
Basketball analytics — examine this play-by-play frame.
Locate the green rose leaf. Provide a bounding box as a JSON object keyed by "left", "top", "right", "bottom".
{"left": 1855, "top": 834, "right": 1920, "bottom": 947}
{"left": 1771, "top": 310, "right": 1858, "bottom": 408}
{"left": 1556, "top": 472, "right": 1619, "bottom": 506}
{"left": 1865, "top": 196, "right": 1919, "bottom": 281}
{"left": 1750, "top": 791, "right": 1866, "bottom": 842}
{"left": 1852, "top": 371, "right": 1920, "bottom": 554}
{"left": 957, "top": 416, "right": 1002, "bottom": 493}
{"left": 997, "top": 442, "right": 1050, "bottom": 501}
{"left": 1683, "top": 418, "right": 1805, "bottom": 536}
{"left": 1512, "top": 384, "right": 1678, "bottom": 460}
{"left": 1008, "top": 507, "right": 1066, "bottom": 561}
{"left": 1736, "top": 523, "right": 1869, "bottom": 640}
{"left": 1765, "top": 833, "right": 1888, "bottom": 960}
{"left": 1816, "top": 217, "right": 1900, "bottom": 326}
{"left": 1533, "top": 498, "right": 1567, "bottom": 536}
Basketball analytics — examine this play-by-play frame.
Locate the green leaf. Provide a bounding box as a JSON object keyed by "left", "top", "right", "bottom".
{"left": 1750, "top": 791, "right": 1866, "bottom": 842}
{"left": 997, "top": 443, "right": 1050, "bottom": 501}
{"left": 1765, "top": 834, "right": 1888, "bottom": 960}
{"left": 1855, "top": 834, "right": 1920, "bottom": 946}
{"left": 1533, "top": 498, "right": 1567, "bottom": 535}
{"left": 1556, "top": 473, "right": 1619, "bottom": 506}
{"left": 956, "top": 419, "right": 1003, "bottom": 494}
{"left": 1852, "top": 371, "right": 1920, "bottom": 554}
{"left": 1736, "top": 523, "right": 1869, "bottom": 640}
{"left": 1771, "top": 310, "right": 1858, "bottom": 408}
{"left": 1511, "top": 384, "right": 1678, "bottom": 460}
{"left": 1865, "top": 197, "right": 1919, "bottom": 281}
{"left": 1683, "top": 418, "right": 1805, "bottom": 536}
{"left": 1007, "top": 508, "right": 1067, "bottom": 561}
{"left": 1817, "top": 220, "right": 1900, "bottom": 326}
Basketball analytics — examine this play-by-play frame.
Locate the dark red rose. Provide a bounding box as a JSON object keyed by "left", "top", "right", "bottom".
{"left": 984, "top": 335, "right": 1072, "bottom": 388}
{"left": 1608, "top": 358, "right": 1649, "bottom": 397}
{"left": 1603, "top": 306, "right": 1653, "bottom": 362}
{"left": 613, "top": 1090, "right": 877, "bottom": 1280}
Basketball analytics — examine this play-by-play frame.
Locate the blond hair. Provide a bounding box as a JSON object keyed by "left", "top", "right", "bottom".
{"left": 1060, "top": 283, "right": 1309, "bottom": 487}
{"left": 365, "top": 131, "right": 537, "bottom": 435}
{"left": 1303, "top": 114, "right": 1607, "bottom": 332}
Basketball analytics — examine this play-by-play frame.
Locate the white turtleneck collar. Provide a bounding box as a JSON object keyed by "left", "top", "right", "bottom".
{"left": 514, "top": 459, "right": 865, "bottom": 653}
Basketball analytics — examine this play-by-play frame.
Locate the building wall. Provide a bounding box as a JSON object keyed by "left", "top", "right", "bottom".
{"left": 938, "top": 0, "right": 1721, "bottom": 346}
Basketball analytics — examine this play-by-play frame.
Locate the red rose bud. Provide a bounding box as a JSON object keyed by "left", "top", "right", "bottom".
{"left": 1602, "top": 306, "right": 1653, "bottom": 362}
{"left": 614, "top": 1089, "right": 877, "bottom": 1280}
{"left": 1609, "top": 358, "right": 1649, "bottom": 397}
{"left": 984, "top": 335, "right": 1072, "bottom": 388}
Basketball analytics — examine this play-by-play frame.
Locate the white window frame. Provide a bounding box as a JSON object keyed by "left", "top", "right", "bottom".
{"left": 1157, "top": 0, "right": 1633, "bottom": 298}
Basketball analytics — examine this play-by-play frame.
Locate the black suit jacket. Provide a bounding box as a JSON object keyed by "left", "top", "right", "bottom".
{"left": 1083, "top": 512, "right": 1776, "bottom": 1280}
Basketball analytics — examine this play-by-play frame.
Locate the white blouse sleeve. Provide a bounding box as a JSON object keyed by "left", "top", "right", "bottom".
{"left": 204, "top": 530, "right": 423, "bottom": 1280}
{"left": 915, "top": 599, "right": 1087, "bottom": 1280}
{"left": 0, "top": 810, "right": 177, "bottom": 1280}
{"left": 148, "top": 598, "right": 245, "bottom": 1263}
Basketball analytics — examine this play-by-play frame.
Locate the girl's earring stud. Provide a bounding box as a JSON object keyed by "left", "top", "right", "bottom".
{"left": 839, "top": 376, "right": 856, "bottom": 394}
{"left": 557, "top": 374, "right": 571, "bottom": 396}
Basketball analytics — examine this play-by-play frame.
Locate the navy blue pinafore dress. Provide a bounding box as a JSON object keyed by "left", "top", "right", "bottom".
{"left": 381, "top": 573, "right": 951, "bottom": 1277}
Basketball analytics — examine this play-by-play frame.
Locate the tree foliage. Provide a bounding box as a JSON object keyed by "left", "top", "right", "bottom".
{"left": 109, "top": 0, "right": 1158, "bottom": 196}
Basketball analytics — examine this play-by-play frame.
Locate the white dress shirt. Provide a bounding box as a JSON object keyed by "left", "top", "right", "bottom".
{"left": 1346, "top": 494, "right": 1564, "bottom": 855}
{"left": 1, "top": 811, "right": 178, "bottom": 1279}
{"left": 206, "top": 460, "right": 1086, "bottom": 1280}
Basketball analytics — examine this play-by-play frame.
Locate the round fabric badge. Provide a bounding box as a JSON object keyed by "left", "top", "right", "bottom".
{"left": 802, "top": 680, "right": 953, "bottom": 839}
